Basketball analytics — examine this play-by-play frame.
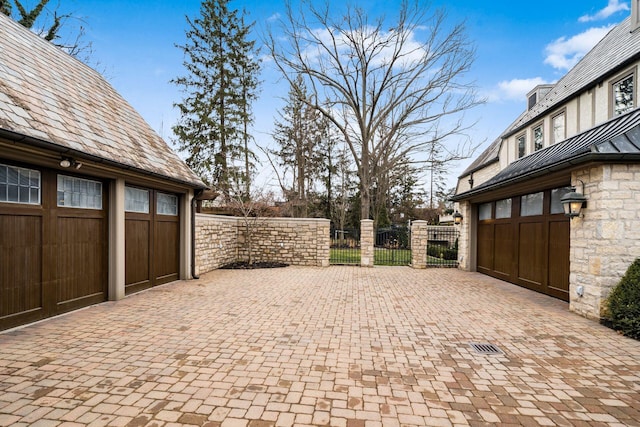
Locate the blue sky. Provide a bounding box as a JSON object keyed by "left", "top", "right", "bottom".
{"left": 35, "top": 0, "right": 633, "bottom": 192}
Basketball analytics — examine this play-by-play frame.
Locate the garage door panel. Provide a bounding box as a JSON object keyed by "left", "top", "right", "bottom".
{"left": 548, "top": 220, "right": 570, "bottom": 299}
{"left": 518, "top": 222, "right": 544, "bottom": 286}
{"left": 56, "top": 217, "right": 107, "bottom": 308}
{"left": 494, "top": 223, "right": 513, "bottom": 276}
{"left": 477, "top": 223, "right": 494, "bottom": 272}
{"left": 154, "top": 220, "right": 179, "bottom": 285}
{"left": 0, "top": 214, "right": 43, "bottom": 320}
{"left": 125, "top": 219, "right": 151, "bottom": 293}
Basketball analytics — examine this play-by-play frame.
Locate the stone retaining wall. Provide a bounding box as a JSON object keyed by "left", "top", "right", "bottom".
{"left": 196, "top": 214, "right": 330, "bottom": 275}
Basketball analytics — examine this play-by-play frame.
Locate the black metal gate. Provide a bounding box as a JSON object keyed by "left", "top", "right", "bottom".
{"left": 426, "top": 226, "right": 459, "bottom": 267}
{"left": 330, "top": 225, "right": 361, "bottom": 265}
{"left": 374, "top": 225, "right": 411, "bottom": 266}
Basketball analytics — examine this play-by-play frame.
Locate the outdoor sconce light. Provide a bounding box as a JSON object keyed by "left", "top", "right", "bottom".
{"left": 561, "top": 180, "right": 587, "bottom": 219}
{"left": 59, "top": 157, "right": 82, "bottom": 169}
{"left": 453, "top": 210, "right": 463, "bottom": 225}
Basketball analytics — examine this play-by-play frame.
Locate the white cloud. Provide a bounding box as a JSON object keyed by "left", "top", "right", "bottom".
{"left": 487, "top": 77, "right": 552, "bottom": 102}
{"left": 267, "top": 13, "right": 281, "bottom": 23}
{"left": 579, "top": 0, "right": 629, "bottom": 22}
{"left": 543, "top": 25, "right": 613, "bottom": 70}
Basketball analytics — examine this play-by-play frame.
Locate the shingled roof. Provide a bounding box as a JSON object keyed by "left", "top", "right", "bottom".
{"left": 0, "top": 13, "right": 204, "bottom": 188}
{"left": 505, "top": 17, "right": 639, "bottom": 137}
{"left": 452, "top": 107, "right": 640, "bottom": 201}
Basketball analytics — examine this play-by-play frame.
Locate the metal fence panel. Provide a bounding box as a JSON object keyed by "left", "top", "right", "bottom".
{"left": 374, "top": 225, "right": 411, "bottom": 266}
{"left": 426, "top": 226, "right": 459, "bottom": 268}
{"left": 330, "top": 226, "right": 361, "bottom": 265}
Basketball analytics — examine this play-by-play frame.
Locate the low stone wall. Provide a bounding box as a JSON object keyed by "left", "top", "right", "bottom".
{"left": 195, "top": 214, "right": 239, "bottom": 275}
{"left": 196, "top": 214, "right": 330, "bottom": 275}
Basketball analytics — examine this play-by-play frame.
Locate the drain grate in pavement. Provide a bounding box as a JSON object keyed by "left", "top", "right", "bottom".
{"left": 469, "top": 342, "right": 503, "bottom": 355}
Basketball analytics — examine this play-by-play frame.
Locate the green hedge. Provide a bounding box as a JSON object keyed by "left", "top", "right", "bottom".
{"left": 607, "top": 258, "right": 640, "bottom": 340}
{"left": 427, "top": 245, "right": 458, "bottom": 261}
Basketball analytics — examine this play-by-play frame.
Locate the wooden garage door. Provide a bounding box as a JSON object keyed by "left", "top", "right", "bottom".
{"left": 1, "top": 163, "right": 107, "bottom": 330}
{"left": 476, "top": 187, "right": 570, "bottom": 301}
{"left": 125, "top": 186, "right": 179, "bottom": 295}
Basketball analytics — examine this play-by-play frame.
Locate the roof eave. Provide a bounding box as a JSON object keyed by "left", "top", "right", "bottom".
{"left": 0, "top": 127, "right": 207, "bottom": 190}
{"left": 451, "top": 152, "right": 640, "bottom": 202}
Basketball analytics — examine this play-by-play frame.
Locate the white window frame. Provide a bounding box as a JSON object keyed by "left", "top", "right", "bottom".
{"left": 517, "top": 134, "right": 526, "bottom": 159}
{"left": 610, "top": 67, "right": 636, "bottom": 117}
{"left": 532, "top": 123, "right": 544, "bottom": 152}
{"left": 551, "top": 110, "right": 566, "bottom": 144}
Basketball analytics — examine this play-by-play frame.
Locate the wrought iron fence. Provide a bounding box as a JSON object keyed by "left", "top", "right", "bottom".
{"left": 330, "top": 226, "right": 361, "bottom": 265}
{"left": 426, "top": 226, "right": 459, "bottom": 268}
{"left": 374, "top": 225, "right": 411, "bottom": 266}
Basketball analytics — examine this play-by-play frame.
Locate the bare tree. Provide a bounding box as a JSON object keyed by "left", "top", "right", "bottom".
{"left": 267, "top": 0, "right": 482, "bottom": 220}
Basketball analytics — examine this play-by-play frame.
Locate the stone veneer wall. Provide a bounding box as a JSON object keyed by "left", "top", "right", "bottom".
{"left": 195, "top": 214, "right": 239, "bottom": 276}
{"left": 569, "top": 164, "right": 640, "bottom": 319}
{"left": 195, "top": 214, "right": 330, "bottom": 275}
{"left": 236, "top": 217, "right": 330, "bottom": 268}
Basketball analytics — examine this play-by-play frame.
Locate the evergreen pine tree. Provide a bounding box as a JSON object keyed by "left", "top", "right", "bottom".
{"left": 173, "top": 0, "right": 260, "bottom": 199}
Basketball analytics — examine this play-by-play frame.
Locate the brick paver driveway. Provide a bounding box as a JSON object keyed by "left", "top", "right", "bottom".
{"left": 1, "top": 267, "right": 640, "bottom": 427}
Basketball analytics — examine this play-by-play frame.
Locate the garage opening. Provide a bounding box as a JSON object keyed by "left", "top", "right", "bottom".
{"left": 1, "top": 163, "right": 107, "bottom": 331}
{"left": 476, "top": 186, "right": 570, "bottom": 301}
{"left": 125, "top": 186, "right": 180, "bottom": 295}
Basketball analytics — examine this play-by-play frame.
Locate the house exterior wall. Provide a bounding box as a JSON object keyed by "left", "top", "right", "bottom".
{"left": 195, "top": 214, "right": 330, "bottom": 275}
{"left": 569, "top": 164, "right": 640, "bottom": 319}
{"left": 457, "top": 162, "right": 501, "bottom": 194}
{"left": 455, "top": 201, "right": 473, "bottom": 271}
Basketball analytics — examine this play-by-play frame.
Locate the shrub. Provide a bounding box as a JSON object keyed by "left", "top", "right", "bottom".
{"left": 607, "top": 258, "right": 640, "bottom": 340}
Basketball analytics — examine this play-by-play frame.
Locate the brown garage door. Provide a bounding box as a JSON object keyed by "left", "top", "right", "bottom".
{"left": 477, "top": 187, "right": 570, "bottom": 301}
{"left": 1, "top": 162, "right": 107, "bottom": 330}
{"left": 125, "top": 186, "right": 179, "bottom": 295}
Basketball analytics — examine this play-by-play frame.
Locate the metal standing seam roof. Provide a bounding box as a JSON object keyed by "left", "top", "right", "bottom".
{"left": 452, "top": 107, "right": 640, "bottom": 201}
{"left": 0, "top": 13, "right": 205, "bottom": 188}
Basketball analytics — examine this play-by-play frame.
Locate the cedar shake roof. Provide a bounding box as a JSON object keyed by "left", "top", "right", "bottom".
{"left": 452, "top": 107, "right": 640, "bottom": 201}
{"left": 0, "top": 13, "right": 204, "bottom": 188}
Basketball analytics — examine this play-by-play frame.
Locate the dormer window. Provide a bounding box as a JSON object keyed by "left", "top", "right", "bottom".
{"left": 612, "top": 71, "right": 635, "bottom": 116}
{"left": 528, "top": 93, "right": 537, "bottom": 110}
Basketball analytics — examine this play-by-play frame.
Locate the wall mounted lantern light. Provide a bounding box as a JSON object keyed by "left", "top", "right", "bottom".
{"left": 59, "top": 157, "right": 82, "bottom": 169}
{"left": 453, "top": 210, "right": 463, "bottom": 225}
{"left": 561, "top": 180, "right": 587, "bottom": 219}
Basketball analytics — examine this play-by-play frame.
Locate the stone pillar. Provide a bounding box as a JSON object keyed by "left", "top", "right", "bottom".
{"left": 360, "top": 219, "right": 374, "bottom": 267}
{"left": 318, "top": 219, "right": 331, "bottom": 267}
{"left": 410, "top": 220, "right": 428, "bottom": 268}
{"left": 456, "top": 201, "right": 473, "bottom": 271}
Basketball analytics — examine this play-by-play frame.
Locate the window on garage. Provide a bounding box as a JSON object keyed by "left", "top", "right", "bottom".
{"left": 157, "top": 192, "right": 178, "bottom": 215}
{"left": 57, "top": 175, "right": 102, "bottom": 209}
{"left": 0, "top": 163, "right": 40, "bottom": 204}
{"left": 495, "top": 198, "right": 512, "bottom": 219}
{"left": 551, "top": 187, "right": 572, "bottom": 214}
{"left": 125, "top": 186, "right": 149, "bottom": 213}
{"left": 521, "top": 192, "right": 543, "bottom": 216}
{"left": 479, "top": 202, "right": 492, "bottom": 220}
